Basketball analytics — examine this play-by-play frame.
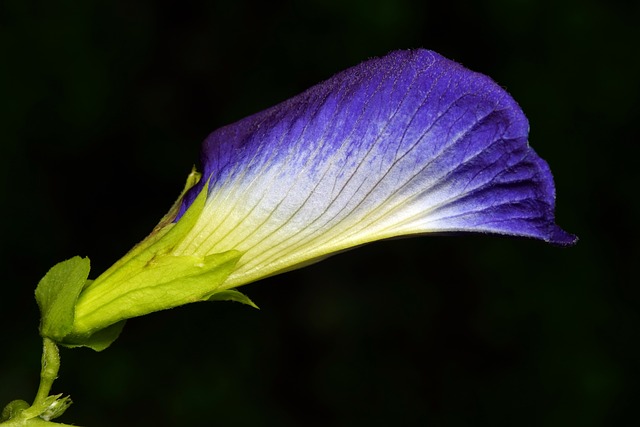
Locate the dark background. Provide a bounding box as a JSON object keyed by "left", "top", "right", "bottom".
{"left": 1, "top": 1, "right": 637, "bottom": 426}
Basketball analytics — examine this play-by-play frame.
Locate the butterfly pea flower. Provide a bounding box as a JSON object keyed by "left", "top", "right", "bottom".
{"left": 36, "top": 49, "right": 576, "bottom": 351}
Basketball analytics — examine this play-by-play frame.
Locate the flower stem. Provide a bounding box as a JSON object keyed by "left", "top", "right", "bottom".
{"left": 1, "top": 338, "right": 74, "bottom": 426}
{"left": 33, "top": 338, "right": 60, "bottom": 407}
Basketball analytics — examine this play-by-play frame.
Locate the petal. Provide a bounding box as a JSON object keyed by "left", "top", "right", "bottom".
{"left": 173, "top": 49, "right": 576, "bottom": 288}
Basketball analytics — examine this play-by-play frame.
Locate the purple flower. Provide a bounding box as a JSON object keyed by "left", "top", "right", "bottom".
{"left": 170, "top": 49, "right": 576, "bottom": 289}
{"left": 56, "top": 49, "right": 576, "bottom": 349}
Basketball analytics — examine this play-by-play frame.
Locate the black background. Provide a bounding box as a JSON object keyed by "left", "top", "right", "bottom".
{"left": 1, "top": 1, "right": 638, "bottom": 426}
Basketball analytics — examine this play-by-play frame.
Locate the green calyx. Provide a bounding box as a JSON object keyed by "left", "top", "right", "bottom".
{"left": 34, "top": 169, "right": 251, "bottom": 351}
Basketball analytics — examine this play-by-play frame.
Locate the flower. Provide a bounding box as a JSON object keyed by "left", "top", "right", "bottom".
{"left": 171, "top": 49, "right": 576, "bottom": 287}
{"left": 36, "top": 49, "right": 576, "bottom": 351}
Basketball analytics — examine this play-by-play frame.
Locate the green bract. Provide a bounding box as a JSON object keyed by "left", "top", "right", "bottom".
{"left": 35, "top": 171, "right": 248, "bottom": 351}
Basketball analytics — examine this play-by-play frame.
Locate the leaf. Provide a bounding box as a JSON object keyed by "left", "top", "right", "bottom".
{"left": 34, "top": 257, "right": 90, "bottom": 342}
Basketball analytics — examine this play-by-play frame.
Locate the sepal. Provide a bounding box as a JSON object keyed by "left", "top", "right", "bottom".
{"left": 208, "top": 289, "right": 259, "bottom": 309}
{"left": 71, "top": 250, "right": 242, "bottom": 339}
{"left": 35, "top": 172, "right": 244, "bottom": 351}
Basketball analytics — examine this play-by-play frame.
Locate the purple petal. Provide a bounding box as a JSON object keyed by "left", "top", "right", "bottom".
{"left": 174, "top": 49, "right": 575, "bottom": 286}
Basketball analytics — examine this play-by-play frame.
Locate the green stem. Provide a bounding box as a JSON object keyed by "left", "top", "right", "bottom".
{"left": 0, "top": 416, "right": 76, "bottom": 426}
{"left": 33, "top": 339, "right": 60, "bottom": 407}
{"left": 1, "top": 338, "right": 75, "bottom": 426}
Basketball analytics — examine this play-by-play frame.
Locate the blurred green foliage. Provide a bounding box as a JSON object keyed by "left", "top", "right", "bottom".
{"left": 1, "top": 0, "right": 637, "bottom": 426}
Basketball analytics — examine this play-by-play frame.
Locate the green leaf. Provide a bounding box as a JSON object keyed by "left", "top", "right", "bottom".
{"left": 34, "top": 257, "right": 91, "bottom": 342}
{"left": 208, "top": 289, "right": 259, "bottom": 309}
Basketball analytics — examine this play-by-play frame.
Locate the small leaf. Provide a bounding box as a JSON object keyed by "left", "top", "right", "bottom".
{"left": 208, "top": 289, "right": 259, "bottom": 309}
{"left": 35, "top": 257, "right": 90, "bottom": 341}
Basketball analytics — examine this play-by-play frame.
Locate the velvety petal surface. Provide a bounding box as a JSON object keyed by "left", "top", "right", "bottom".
{"left": 173, "top": 49, "right": 576, "bottom": 288}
